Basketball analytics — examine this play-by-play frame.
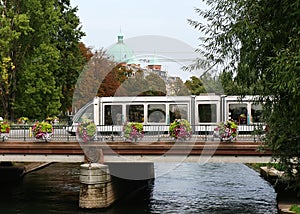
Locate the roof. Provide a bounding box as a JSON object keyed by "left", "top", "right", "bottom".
{"left": 107, "top": 34, "right": 134, "bottom": 63}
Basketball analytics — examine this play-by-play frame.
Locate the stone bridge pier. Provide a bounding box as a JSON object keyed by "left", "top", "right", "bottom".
{"left": 79, "top": 162, "right": 155, "bottom": 209}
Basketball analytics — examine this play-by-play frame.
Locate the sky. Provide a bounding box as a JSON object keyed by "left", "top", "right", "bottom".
{"left": 70, "top": 0, "right": 209, "bottom": 80}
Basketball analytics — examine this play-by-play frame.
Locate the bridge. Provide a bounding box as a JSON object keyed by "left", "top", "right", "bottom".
{"left": 0, "top": 124, "right": 272, "bottom": 163}
{"left": 0, "top": 141, "right": 272, "bottom": 163}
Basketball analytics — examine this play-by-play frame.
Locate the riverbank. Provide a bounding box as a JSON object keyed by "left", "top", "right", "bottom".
{"left": 247, "top": 164, "right": 300, "bottom": 214}
{"left": 19, "top": 162, "right": 52, "bottom": 175}
{"left": 262, "top": 167, "right": 300, "bottom": 214}
{"left": 0, "top": 162, "right": 52, "bottom": 182}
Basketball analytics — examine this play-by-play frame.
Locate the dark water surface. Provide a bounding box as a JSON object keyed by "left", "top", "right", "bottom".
{"left": 0, "top": 163, "right": 278, "bottom": 214}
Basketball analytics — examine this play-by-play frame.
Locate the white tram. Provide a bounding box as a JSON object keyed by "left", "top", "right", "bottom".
{"left": 67, "top": 94, "right": 263, "bottom": 136}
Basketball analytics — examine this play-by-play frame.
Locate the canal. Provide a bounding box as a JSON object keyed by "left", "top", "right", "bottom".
{"left": 0, "top": 163, "right": 278, "bottom": 213}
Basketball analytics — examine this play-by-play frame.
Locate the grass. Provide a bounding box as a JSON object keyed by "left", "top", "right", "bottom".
{"left": 290, "top": 204, "right": 300, "bottom": 213}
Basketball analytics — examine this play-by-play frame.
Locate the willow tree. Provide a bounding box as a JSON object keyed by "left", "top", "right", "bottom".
{"left": 190, "top": 0, "right": 300, "bottom": 189}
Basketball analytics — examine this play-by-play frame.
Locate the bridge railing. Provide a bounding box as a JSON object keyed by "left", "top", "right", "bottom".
{"left": 5, "top": 124, "right": 266, "bottom": 142}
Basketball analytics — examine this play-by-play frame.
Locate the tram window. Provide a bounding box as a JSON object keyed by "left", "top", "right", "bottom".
{"left": 148, "top": 104, "right": 166, "bottom": 123}
{"left": 104, "top": 105, "right": 122, "bottom": 125}
{"left": 229, "top": 104, "right": 247, "bottom": 124}
{"left": 198, "top": 104, "right": 217, "bottom": 123}
{"left": 126, "top": 105, "right": 144, "bottom": 123}
{"left": 169, "top": 104, "right": 188, "bottom": 122}
{"left": 251, "top": 104, "right": 263, "bottom": 123}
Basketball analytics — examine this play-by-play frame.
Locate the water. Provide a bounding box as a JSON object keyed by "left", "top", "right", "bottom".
{"left": 0, "top": 163, "right": 278, "bottom": 213}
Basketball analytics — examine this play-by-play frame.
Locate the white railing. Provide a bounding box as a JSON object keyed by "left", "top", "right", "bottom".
{"left": 5, "top": 124, "right": 266, "bottom": 142}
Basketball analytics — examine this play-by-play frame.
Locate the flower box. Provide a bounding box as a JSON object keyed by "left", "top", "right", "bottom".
{"left": 77, "top": 120, "right": 96, "bottom": 143}
{"left": 213, "top": 120, "right": 238, "bottom": 142}
{"left": 32, "top": 121, "right": 53, "bottom": 138}
{"left": 169, "top": 119, "right": 192, "bottom": 140}
{"left": 123, "top": 122, "right": 144, "bottom": 142}
{"left": 0, "top": 121, "right": 10, "bottom": 133}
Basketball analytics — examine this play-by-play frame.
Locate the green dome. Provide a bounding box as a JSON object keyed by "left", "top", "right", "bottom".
{"left": 107, "top": 34, "right": 134, "bottom": 63}
{"left": 148, "top": 55, "right": 161, "bottom": 65}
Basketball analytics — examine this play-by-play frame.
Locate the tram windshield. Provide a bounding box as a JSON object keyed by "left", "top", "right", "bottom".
{"left": 74, "top": 104, "right": 94, "bottom": 123}
{"left": 148, "top": 104, "right": 166, "bottom": 123}
{"left": 198, "top": 104, "right": 217, "bottom": 123}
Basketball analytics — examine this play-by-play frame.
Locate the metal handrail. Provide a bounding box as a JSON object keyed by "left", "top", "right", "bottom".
{"left": 4, "top": 123, "right": 266, "bottom": 142}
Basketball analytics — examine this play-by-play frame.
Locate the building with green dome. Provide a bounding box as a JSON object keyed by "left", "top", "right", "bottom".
{"left": 107, "top": 34, "right": 135, "bottom": 64}
{"left": 106, "top": 34, "right": 183, "bottom": 95}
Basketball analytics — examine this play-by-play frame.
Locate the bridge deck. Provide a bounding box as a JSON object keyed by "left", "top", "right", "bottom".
{"left": 0, "top": 141, "right": 272, "bottom": 163}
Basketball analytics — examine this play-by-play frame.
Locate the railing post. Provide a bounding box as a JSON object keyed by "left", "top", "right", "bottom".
{"left": 205, "top": 125, "right": 207, "bottom": 142}
{"left": 23, "top": 125, "right": 26, "bottom": 141}
{"left": 111, "top": 125, "right": 114, "bottom": 141}
{"left": 156, "top": 125, "right": 159, "bottom": 142}
{"left": 67, "top": 124, "right": 70, "bottom": 142}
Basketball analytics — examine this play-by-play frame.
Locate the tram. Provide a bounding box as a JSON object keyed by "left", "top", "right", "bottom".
{"left": 67, "top": 94, "right": 264, "bottom": 136}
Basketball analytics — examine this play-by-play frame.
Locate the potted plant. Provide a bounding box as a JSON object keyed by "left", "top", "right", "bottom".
{"left": 169, "top": 119, "right": 192, "bottom": 140}
{"left": 77, "top": 120, "right": 97, "bottom": 143}
{"left": 32, "top": 121, "right": 53, "bottom": 141}
{"left": 213, "top": 120, "right": 238, "bottom": 142}
{"left": 123, "top": 122, "right": 144, "bottom": 142}
{"left": 0, "top": 121, "right": 10, "bottom": 133}
{"left": 0, "top": 120, "right": 10, "bottom": 141}
{"left": 46, "top": 116, "right": 59, "bottom": 124}
{"left": 18, "top": 117, "right": 29, "bottom": 124}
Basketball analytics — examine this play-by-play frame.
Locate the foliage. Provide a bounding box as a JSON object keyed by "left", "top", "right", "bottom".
{"left": 214, "top": 121, "right": 238, "bottom": 142}
{"left": 0, "top": 121, "right": 10, "bottom": 133}
{"left": 169, "top": 119, "right": 192, "bottom": 140}
{"left": 170, "top": 77, "right": 189, "bottom": 96}
{"left": 52, "top": 1, "right": 86, "bottom": 117}
{"left": 290, "top": 204, "right": 300, "bottom": 214}
{"left": 191, "top": 0, "right": 300, "bottom": 188}
{"left": 0, "top": 0, "right": 85, "bottom": 120}
{"left": 185, "top": 76, "right": 206, "bottom": 95}
{"left": 98, "top": 63, "right": 133, "bottom": 97}
{"left": 73, "top": 50, "right": 116, "bottom": 110}
{"left": 123, "top": 122, "right": 144, "bottom": 141}
{"left": 141, "top": 72, "right": 166, "bottom": 96}
{"left": 45, "top": 116, "right": 59, "bottom": 124}
{"left": 116, "top": 70, "right": 166, "bottom": 96}
{"left": 76, "top": 120, "right": 96, "bottom": 142}
{"left": 32, "top": 121, "right": 53, "bottom": 137}
{"left": 18, "top": 117, "right": 29, "bottom": 124}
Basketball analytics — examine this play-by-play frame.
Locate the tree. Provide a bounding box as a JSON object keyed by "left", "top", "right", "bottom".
{"left": 142, "top": 72, "right": 166, "bottom": 96}
{"left": 185, "top": 76, "right": 206, "bottom": 95}
{"left": 0, "top": 0, "right": 85, "bottom": 120}
{"left": 190, "top": 0, "right": 300, "bottom": 189}
{"left": 0, "top": 1, "right": 32, "bottom": 119}
{"left": 52, "top": 0, "right": 86, "bottom": 117}
{"left": 170, "top": 77, "right": 190, "bottom": 96}
{"left": 98, "top": 63, "right": 133, "bottom": 97}
{"left": 73, "top": 49, "right": 116, "bottom": 111}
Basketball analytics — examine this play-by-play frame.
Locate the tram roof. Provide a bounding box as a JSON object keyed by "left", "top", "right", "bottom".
{"left": 96, "top": 96, "right": 194, "bottom": 103}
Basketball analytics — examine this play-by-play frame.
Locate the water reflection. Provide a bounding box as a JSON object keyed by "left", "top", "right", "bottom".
{"left": 0, "top": 163, "right": 277, "bottom": 213}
